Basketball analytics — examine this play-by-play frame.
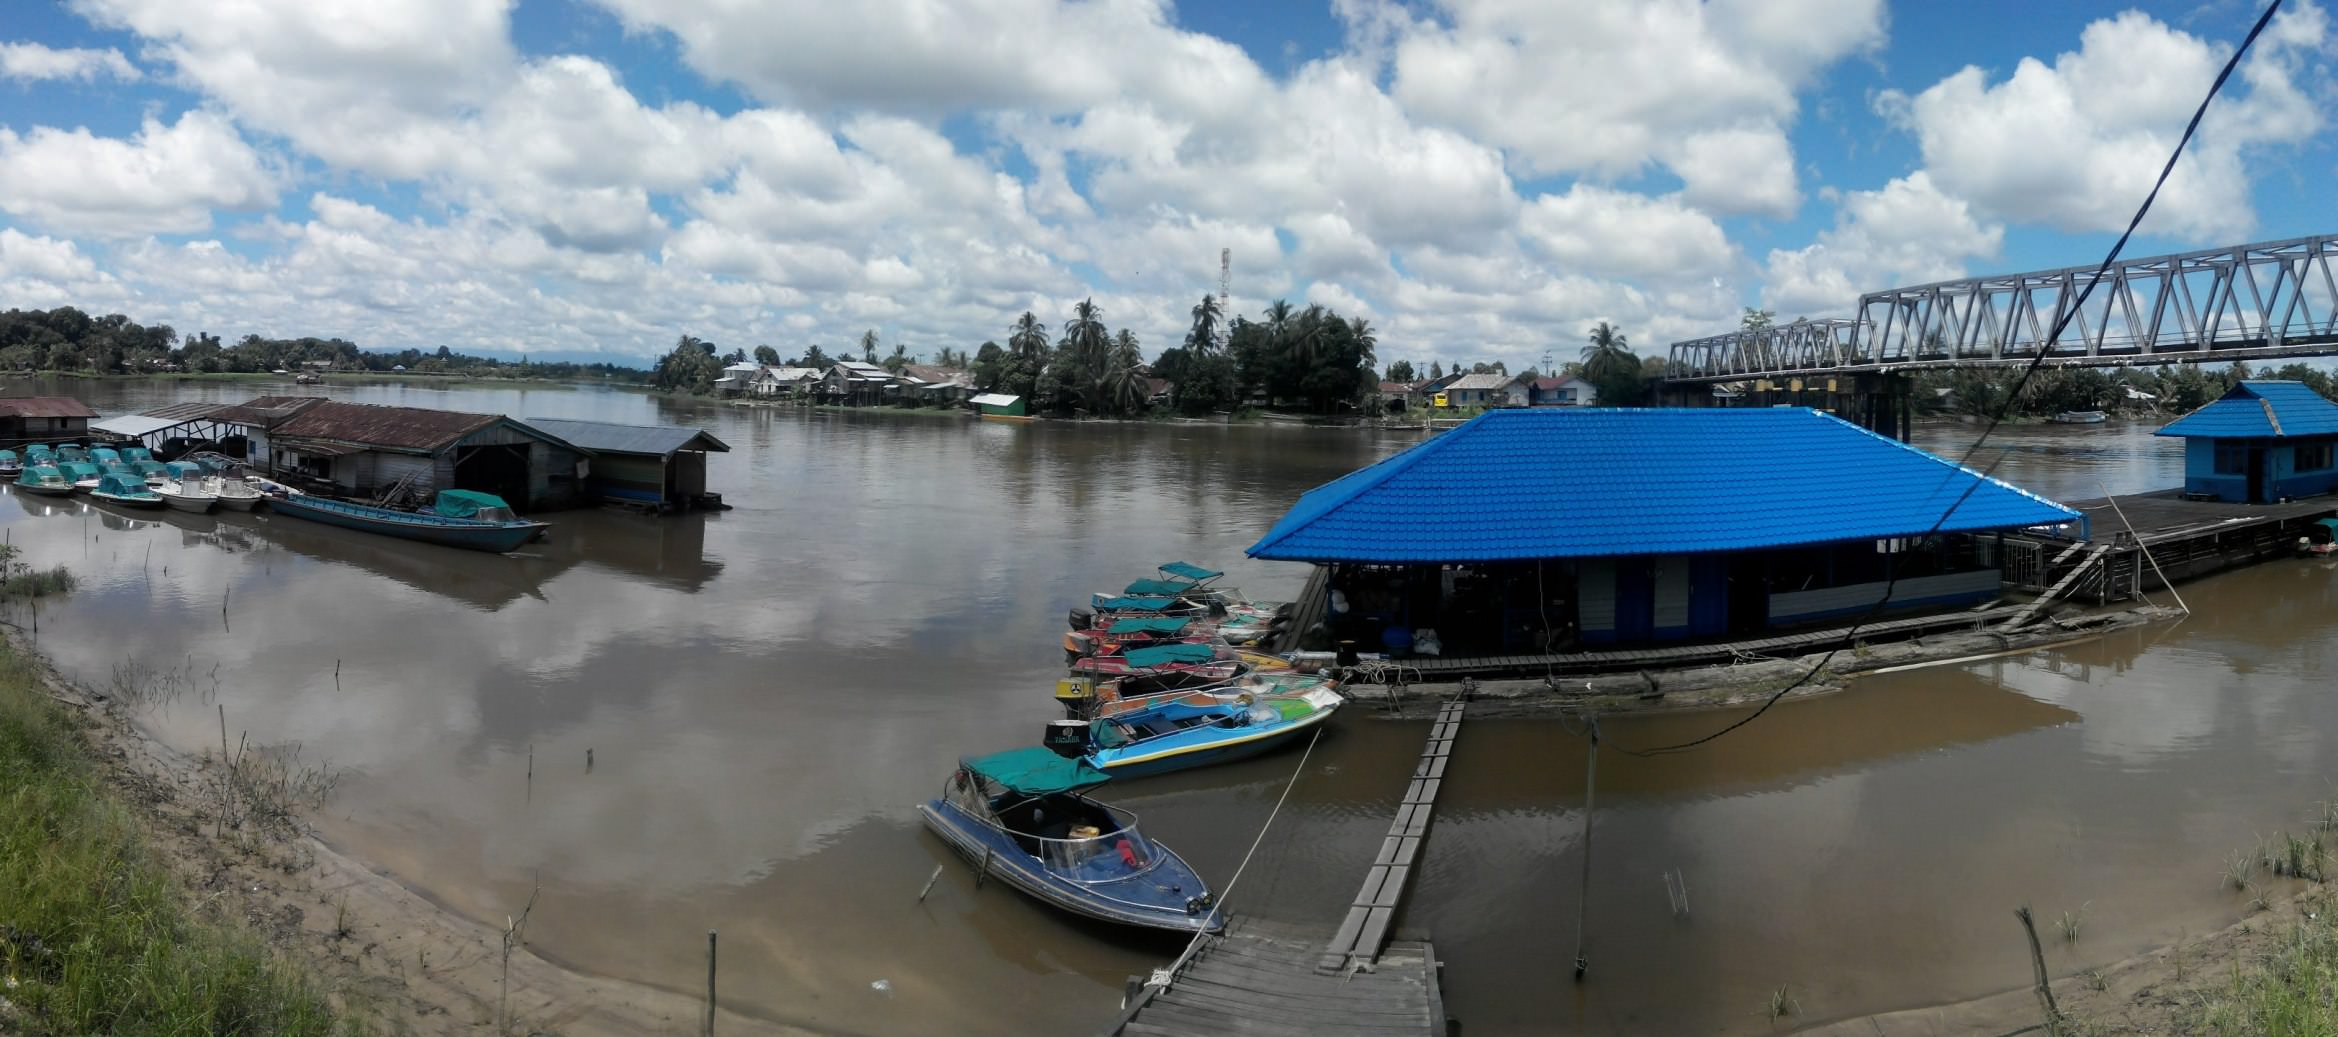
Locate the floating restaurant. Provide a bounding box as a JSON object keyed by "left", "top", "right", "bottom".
{"left": 249, "top": 401, "right": 592, "bottom": 509}
{"left": 521, "top": 417, "right": 730, "bottom": 511}
{"left": 1246, "top": 408, "right": 2081, "bottom": 661}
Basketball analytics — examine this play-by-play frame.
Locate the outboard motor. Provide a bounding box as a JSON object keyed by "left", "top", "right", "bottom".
{"left": 1206, "top": 600, "right": 1229, "bottom": 619}
{"left": 1043, "top": 719, "right": 1092, "bottom": 759}
{"left": 1068, "top": 606, "right": 1094, "bottom": 631}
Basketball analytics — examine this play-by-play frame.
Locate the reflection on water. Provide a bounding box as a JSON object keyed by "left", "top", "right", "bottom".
{"left": 6, "top": 390, "right": 2334, "bottom": 1034}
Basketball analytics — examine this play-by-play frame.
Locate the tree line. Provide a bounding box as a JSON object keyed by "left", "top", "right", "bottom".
{"left": 0, "top": 306, "right": 648, "bottom": 382}
{"left": 1916, "top": 361, "right": 2338, "bottom": 419}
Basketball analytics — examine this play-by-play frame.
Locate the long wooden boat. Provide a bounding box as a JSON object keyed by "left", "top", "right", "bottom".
{"left": 916, "top": 747, "right": 1218, "bottom": 932}
{"left": 267, "top": 492, "right": 549, "bottom": 553}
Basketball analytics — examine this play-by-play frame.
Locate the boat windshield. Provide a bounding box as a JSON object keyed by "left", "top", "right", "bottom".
{"left": 1032, "top": 820, "right": 1159, "bottom": 884}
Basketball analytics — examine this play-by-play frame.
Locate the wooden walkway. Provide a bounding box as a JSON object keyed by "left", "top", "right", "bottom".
{"left": 1389, "top": 604, "right": 2024, "bottom": 679}
{"left": 1103, "top": 699, "right": 1466, "bottom": 1037}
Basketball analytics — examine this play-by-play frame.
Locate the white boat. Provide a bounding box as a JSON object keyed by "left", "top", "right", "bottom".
{"left": 155, "top": 478, "right": 219, "bottom": 513}
{"left": 210, "top": 476, "right": 263, "bottom": 512}
{"left": 2050, "top": 410, "right": 2108, "bottom": 424}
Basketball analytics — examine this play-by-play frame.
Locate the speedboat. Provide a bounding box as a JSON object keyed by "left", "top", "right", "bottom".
{"left": 917, "top": 746, "right": 1218, "bottom": 932}
{"left": 154, "top": 466, "right": 219, "bottom": 513}
{"left": 267, "top": 488, "right": 549, "bottom": 553}
{"left": 60, "top": 461, "right": 104, "bottom": 492}
{"left": 1066, "top": 685, "right": 1345, "bottom": 780}
{"left": 90, "top": 446, "right": 122, "bottom": 465}
{"left": 12, "top": 464, "right": 75, "bottom": 496}
{"left": 132, "top": 459, "right": 169, "bottom": 486}
{"left": 89, "top": 473, "right": 164, "bottom": 509}
{"left": 0, "top": 450, "right": 19, "bottom": 478}
{"left": 2302, "top": 518, "right": 2338, "bottom": 556}
{"left": 210, "top": 475, "right": 264, "bottom": 512}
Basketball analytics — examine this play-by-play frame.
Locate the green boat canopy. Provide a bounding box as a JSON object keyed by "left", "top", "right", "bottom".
{"left": 1095, "top": 595, "right": 1181, "bottom": 611}
{"left": 1122, "top": 643, "right": 1218, "bottom": 668}
{"left": 2319, "top": 518, "right": 2338, "bottom": 533}
{"left": 434, "top": 489, "right": 513, "bottom": 518}
{"left": 1159, "top": 562, "right": 1222, "bottom": 583}
{"left": 963, "top": 746, "right": 1109, "bottom": 795}
{"left": 94, "top": 473, "right": 151, "bottom": 496}
{"left": 1124, "top": 578, "right": 1191, "bottom": 596}
{"left": 1106, "top": 617, "right": 1193, "bottom": 635}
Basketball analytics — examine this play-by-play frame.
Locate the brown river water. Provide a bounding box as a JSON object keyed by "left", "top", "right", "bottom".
{"left": 5, "top": 381, "right": 2334, "bottom": 1035}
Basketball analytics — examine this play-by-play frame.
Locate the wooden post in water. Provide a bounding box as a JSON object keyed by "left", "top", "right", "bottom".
{"left": 1573, "top": 721, "right": 1598, "bottom": 981}
{"left": 704, "top": 929, "right": 718, "bottom": 1037}
{"left": 917, "top": 864, "right": 945, "bottom": 902}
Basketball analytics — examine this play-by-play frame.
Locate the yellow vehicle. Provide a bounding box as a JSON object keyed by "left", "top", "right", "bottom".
{"left": 1432, "top": 392, "right": 1449, "bottom": 408}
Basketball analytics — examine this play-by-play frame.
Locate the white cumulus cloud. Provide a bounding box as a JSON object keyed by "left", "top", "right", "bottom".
{"left": 1761, "top": 172, "right": 2004, "bottom": 317}
{"left": 0, "top": 40, "right": 140, "bottom": 81}
{"left": 0, "top": 111, "right": 278, "bottom": 236}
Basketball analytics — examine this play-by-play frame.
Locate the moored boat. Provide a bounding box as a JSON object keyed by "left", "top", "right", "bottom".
{"left": 0, "top": 449, "right": 19, "bottom": 478}
{"left": 1066, "top": 686, "right": 1345, "bottom": 780}
{"left": 59, "top": 461, "right": 104, "bottom": 492}
{"left": 155, "top": 468, "right": 219, "bottom": 513}
{"left": 2051, "top": 410, "right": 2108, "bottom": 424}
{"left": 12, "top": 464, "right": 75, "bottom": 496}
{"left": 210, "top": 475, "right": 264, "bottom": 512}
{"left": 916, "top": 746, "right": 1218, "bottom": 932}
{"left": 267, "top": 489, "right": 549, "bottom": 553}
{"left": 89, "top": 472, "right": 164, "bottom": 509}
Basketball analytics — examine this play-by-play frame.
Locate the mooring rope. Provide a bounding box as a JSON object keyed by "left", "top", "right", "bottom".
{"left": 1150, "top": 725, "right": 1325, "bottom": 989}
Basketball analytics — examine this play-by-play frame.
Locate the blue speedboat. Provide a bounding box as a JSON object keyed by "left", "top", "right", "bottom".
{"left": 0, "top": 449, "right": 19, "bottom": 478}
{"left": 918, "top": 746, "right": 1218, "bottom": 933}
{"left": 267, "top": 488, "right": 549, "bottom": 553}
{"left": 1068, "top": 686, "right": 1345, "bottom": 780}
{"left": 13, "top": 464, "right": 74, "bottom": 496}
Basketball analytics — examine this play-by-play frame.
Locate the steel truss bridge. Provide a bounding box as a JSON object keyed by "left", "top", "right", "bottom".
{"left": 1666, "top": 234, "right": 2338, "bottom": 383}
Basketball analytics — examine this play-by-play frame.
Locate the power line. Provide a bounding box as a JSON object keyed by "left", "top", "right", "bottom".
{"left": 1602, "top": 0, "right": 2288, "bottom": 758}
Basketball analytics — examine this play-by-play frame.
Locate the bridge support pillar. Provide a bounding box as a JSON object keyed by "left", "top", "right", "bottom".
{"left": 1840, "top": 372, "right": 1912, "bottom": 442}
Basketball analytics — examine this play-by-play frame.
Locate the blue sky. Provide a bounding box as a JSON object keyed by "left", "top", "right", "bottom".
{"left": 1, "top": 0, "right": 2332, "bottom": 367}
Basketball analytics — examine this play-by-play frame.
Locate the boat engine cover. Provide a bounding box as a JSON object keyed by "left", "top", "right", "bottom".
{"left": 1043, "top": 719, "right": 1092, "bottom": 758}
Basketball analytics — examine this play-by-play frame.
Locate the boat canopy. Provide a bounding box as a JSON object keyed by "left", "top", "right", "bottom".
{"left": 165, "top": 461, "right": 205, "bottom": 479}
{"left": 58, "top": 461, "right": 101, "bottom": 480}
{"left": 24, "top": 444, "right": 51, "bottom": 455}
{"left": 18, "top": 465, "right": 62, "bottom": 482}
{"left": 1121, "top": 643, "right": 1218, "bottom": 668}
{"left": 1159, "top": 562, "right": 1223, "bottom": 583}
{"left": 122, "top": 447, "right": 153, "bottom": 463}
{"left": 434, "top": 489, "right": 514, "bottom": 518}
{"left": 1107, "top": 617, "right": 1193, "bottom": 635}
{"left": 95, "top": 473, "right": 150, "bottom": 495}
{"left": 91, "top": 447, "right": 121, "bottom": 463}
{"left": 2319, "top": 518, "right": 2338, "bottom": 534}
{"left": 0, "top": 449, "right": 15, "bottom": 462}
{"left": 1123, "top": 578, "right": 1193, "bottom": 596}
{"left": 1095, "top": 595, "right": 1181, "bottom": 611}
{"left": 963, "top": 745, "right": 1110, "bottom": 795}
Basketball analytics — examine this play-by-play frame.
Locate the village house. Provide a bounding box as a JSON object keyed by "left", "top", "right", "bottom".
{"left": 260, "top": 400, "right": 591, "bottom": 510}
{"left": 1440, "top": 372, "right": 1514, "bottom": 407}
{"left": 900, "top": 363, "right": 976, "bottom": 405}
{"left": 751, "top": 366, "right": 823, "bottom": 398}
{"left": 1247, "top": 408, "right": 2077, "bottom": 656}
{"left": 822, "top": 360, "right": 897, "bottom": 405}
{"left": 1525, "top": 374, "right": 1598, "bottom": 406}
{"left": 713, "top": 361, "right": 761, "bottom": 395}
{"left": 522, "top": 417, "right": 730, "bottom": 511}
{"left": 0, "top": 396, "right": 98, "bottom": 444}
{"left": 2157, "top": 380, "right": 2338, "bottom": 504}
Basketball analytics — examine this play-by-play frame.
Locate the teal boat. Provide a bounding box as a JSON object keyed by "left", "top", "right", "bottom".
{"left": 0, "top": 449, "right": 18, "bottom": 477}
{"left": 1054, "top": 685, "right": 1345, "bottom": 780}
{"left": 59, "top": 461, "right": 103, "bottom": 492}
{"left": 90, "top": 446, "right": 121, "bottom": 465}
{"left": 267, "top": 489, "right": 550, "bottom": 553}
{"left": 131, "top": 459, "right": 168, "bottom": 485}
{"left": 89, "top": 472, "right": 163, "bottom": 509}
{"left": 121, "top": 446, "right": 153, "bottom": 464}
{"left": 13, "top": 464, "right": 74, "bottom": 496}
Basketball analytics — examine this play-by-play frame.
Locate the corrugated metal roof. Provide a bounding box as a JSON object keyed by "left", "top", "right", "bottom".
{"left": 1444, "top": 373, "right": 1513, "bottom": 391}
{"left": 520, "top": 417, "right": 730, "bottom": 456}
{"left": 2154, "top": 381, "right": 2338, "bottom": 439}
{"left": 0, "top": 396, "right": 97, "bottom": 418}
{"left": 144, "top": 401, "right": 227, "bottom": 421}
{"left": 92, "top": 415, "right": 190, "bottom": 437}
{"left": 1246, "top": 408, "right": 2080, "bottom": 563}
{"left": 271, "top": 402, "right": 500, "bottom": 452}
{"left": 213, "top": 396, "right": 327, "bottom": 426}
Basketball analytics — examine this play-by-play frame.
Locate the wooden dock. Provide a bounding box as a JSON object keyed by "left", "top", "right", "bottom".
{"left": 1386, "top": 603, "right": 2024, "bottom": 679}
{"left": 2005, "top": 488, "right": 2337, "bottom": 601}
{"left": 1103, "top": 700, "right": 1466, "bottom": 1037}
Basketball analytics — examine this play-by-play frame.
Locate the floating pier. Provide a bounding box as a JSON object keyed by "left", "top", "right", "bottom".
{"left": 2004, "top": 489, "right": 2337, "bottom": 607}
{"left": 1103, "top": 701, "right": 1465, "bottom": 1037}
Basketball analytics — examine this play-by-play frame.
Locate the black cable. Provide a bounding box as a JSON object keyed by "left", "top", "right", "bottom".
{"left": 1606, "top": 0, "right": 2287, "bottom": 758}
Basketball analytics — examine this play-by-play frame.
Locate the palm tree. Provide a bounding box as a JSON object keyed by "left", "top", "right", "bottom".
{"left": 1108, "top": 329, "right": 1147, "bottom": 412}
{"left": 1262, "top": 299, "right": 1295, "bottom": 340}
{"left": 1061, "top": 299, "right": 1112, "bottom": 411}
{"left": 1581, "top": 321, "right": 1633, "bottom": 380}
{"left": 1188, "top": 294, "right": 1223, "bottom": 356}
{"left": 859, "top": 329, "right": 881, "bottom": 363}
{"left": 1009, "top": 312, "right": 1049, "bottom": 362}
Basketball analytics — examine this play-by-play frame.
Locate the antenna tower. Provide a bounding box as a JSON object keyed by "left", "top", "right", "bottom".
{"left": 1216, "top": 248, "right": 1232, "bottom": 353}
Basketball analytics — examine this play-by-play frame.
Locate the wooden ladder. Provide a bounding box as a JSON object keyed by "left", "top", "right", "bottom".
{"left": 2000, "top": 542, "right": 2112, "bottom": 629}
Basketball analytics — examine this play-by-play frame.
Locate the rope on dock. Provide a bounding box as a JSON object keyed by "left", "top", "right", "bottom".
{"left": 1148, "top": 726, "right": 1325, "bottom": 989}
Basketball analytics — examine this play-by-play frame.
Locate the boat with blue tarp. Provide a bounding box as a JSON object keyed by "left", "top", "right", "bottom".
{"left": 12, "top": 464, "right": 74, "bottom": 496}
{"left": 917, "top": 746, "right": 1218, "bottom": 932}
{"left": 267, "top": 489, "right": 550, "bottom": 553}
{"left": 1064, "top": 684, "right": 1345, "bottom": 779}
{"left": 89, "top": 472, "right": 163, "bottom": 509}
{"left": 0, "top": 449, "right": 19, "bottom": 478}
{"left": 59, "top": 461, "right": 104, "bottom": 492}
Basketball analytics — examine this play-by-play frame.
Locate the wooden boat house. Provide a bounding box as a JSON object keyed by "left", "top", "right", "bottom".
{"left": 2155, "top": 380, "right": 2338, "bottom": 504}
{"left": 0, "top": 396, "right": 97, "bottom": 444}
{"left": 1246, "top": 408, "right": 2080, "bottom": 655}
{"left": 260, "top": 401, "right": 589, "bottom": 509}
{"left": 520, "top": 417, "right": 729, "bottom": 511}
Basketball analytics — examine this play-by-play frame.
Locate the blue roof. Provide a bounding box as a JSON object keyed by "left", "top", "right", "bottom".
{"left": 2154, "top": 381, "right": 2338, "bottom": 439}
{"left": 1246, "top": 408, "right": 2079, "bottom": 563}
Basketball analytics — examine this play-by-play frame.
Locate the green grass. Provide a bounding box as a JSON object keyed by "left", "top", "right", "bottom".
{"left": 0, "top": 639, "right": 348, "bottom": 1035}
{"left": 2195, "top": 905, "right": 2338, "bottom": 1034}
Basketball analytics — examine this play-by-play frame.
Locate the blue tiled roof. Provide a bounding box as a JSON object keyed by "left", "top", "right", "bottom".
{"left": 2154, "top": 381, "right": 2338, "bottom": 439}
{"left": 1245, "top": 408, "right": 2079, "bottom": 563}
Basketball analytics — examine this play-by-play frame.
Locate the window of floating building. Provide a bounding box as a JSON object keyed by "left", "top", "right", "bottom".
{"left": 2298, "top": 442, "right": 2336, "bottom": 472}
{"left": 2214, "top": 444, "right": 2249, "bottom": 475}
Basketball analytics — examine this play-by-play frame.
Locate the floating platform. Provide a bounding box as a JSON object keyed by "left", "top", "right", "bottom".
{"left": 2004, "top": 489, "right": 2337, "bottom": 603}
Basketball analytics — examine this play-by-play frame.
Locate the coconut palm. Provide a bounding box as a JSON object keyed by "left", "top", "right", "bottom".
{"left": 859, "top": 329, "right": 881, "bottom": 363}
{"left": 1009, "top": 312, "right": 1049, "bottom": 362}
{"left": 1581, "top": 321, "right": 1633, "bottom": 380}
{"left": 1188, "top": 294, "right": 1223, "bottom": 356}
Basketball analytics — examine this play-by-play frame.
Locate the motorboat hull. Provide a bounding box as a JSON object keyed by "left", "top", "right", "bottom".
{"left": 267, "top": 494, "right": 548, "bottom": 553}
{"left": 90, "top": 490, "right": 164, "bottom": 509}
{"left": 916, "top": 799, "right": 1219, "bottom": 933}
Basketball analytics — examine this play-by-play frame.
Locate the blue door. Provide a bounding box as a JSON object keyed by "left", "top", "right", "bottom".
{"left": 1688, "top": 556, "right": 1729, "bottom": 637}
{"left": 1614, "top": 558, "right": 1655, "bottom": 643}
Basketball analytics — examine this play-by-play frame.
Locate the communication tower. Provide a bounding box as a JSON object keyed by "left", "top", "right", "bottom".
{"left": 1217, "top": 248, "right": 1232, "bottom": 353}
